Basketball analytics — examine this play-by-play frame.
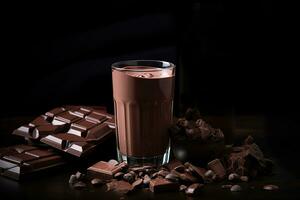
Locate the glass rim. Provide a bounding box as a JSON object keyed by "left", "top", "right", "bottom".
{"left": 111, "top": 60, "right": 175, "bottom": 71}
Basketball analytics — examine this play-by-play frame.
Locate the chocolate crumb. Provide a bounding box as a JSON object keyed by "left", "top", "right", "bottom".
{"left": 240, "top": 176, "right": 249, "bottom": 182}
{"left": 230, "top": 185, "right": 242, "bottom": 192}
{"left": 179, "top": 185, "right": 187, "bottom": 192}
{"left": 221, "top": 184, "right": 233, "bottom": 189}
{"left": 143, "top": 174, "right": 151, "bottom": 185}
{"left": 228, "top": 173, "right": 240, "bottom": 181}
{"left": 73, "top": 181, "right": 87, "bottom": 189}
{"left": 108, "top": 159, "right": 119, "bottom": 166}
{"left": 91, "top": 178, "right": 104, "bottom": 186}
{"left": 263, "top": 184, "right": 279, "bottom": 191}
{"left": 75, "top": 171, "right": 84, "bottom": 180}
{"left": 185, "top": 183, "right": 204, "bottom": 195}
{"left": 69, "top": 174, "right": 77, "bottom": 184}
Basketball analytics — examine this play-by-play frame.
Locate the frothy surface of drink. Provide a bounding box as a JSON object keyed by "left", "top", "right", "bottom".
{"left": 122, "top": 66, "right": 174, "bottom": 79}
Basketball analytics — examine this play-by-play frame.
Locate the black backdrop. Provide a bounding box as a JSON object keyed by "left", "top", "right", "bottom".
{"left": 1, "top": 1, "right": 299, "bottom": 175}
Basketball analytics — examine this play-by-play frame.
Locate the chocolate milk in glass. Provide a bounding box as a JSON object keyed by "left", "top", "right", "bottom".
{"left": 112, "top": 60, "right": 175, "bottom": 166}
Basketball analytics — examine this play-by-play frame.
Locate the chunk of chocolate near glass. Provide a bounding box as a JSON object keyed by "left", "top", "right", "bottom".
{"left": 12, "top": 105, "right": 115, "bottom": 157}
{"left": 87, "top": 161, "right": 128, "bottom": 180}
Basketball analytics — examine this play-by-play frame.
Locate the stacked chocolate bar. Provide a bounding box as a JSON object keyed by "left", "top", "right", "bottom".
{"left": 0, "top": 105, "right": 115, "bottom": 180}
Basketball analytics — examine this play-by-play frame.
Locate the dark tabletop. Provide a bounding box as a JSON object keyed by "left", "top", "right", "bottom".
{"left": 1, "top": 115, "right": 300, "bottom": 200}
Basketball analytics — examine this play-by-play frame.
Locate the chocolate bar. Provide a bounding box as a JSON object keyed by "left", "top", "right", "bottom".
{"left": 12, "top": 106, "right": 115, "bottom": 157}
{"left": 0, "top": 144, "right": 65, "bottom": 180}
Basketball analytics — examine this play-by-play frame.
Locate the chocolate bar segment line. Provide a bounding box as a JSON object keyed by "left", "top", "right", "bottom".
{"left": 0, "top": 145, "right": 65, "bottom": 180}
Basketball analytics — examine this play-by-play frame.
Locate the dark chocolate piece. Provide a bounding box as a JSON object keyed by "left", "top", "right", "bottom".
{"left": 0, "top": 145, "right": 65, "bottom": 180}
{"left": 149, "top": 178, "right": 179, "bottom": 193}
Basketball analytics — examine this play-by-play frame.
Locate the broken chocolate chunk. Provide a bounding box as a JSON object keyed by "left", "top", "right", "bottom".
{"left": 87, "top": 161, "right": 127, "bottom": 180}
{"left": 106, "top": 180, "right": 133, "bottom": 194}
{"left": 207, "top": 159, "right": 226, "bottom": 179}
{"left": 149, "top": 178, "right": 179, "bottom": 193}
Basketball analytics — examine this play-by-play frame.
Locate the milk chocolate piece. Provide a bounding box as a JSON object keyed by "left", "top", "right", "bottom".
{"left": 149, "top": 178, "right": 179, "bottom": 193}
{"left": 45, "top": 107, "right": 65, "bottom": 117}
{"left": 171, "top": 170, "right": 198, "bottom": 183}
{"left": 0, "top": 145, "right": 65, "bottom": 180}
{"left": 87, "top": 161, "right": 127, "bottom": 180}
{"left": 69, "top": 106, "right": 92, "bottom": 118}
{"left": 123, "top": 173, "right": 135, "bottom": 183}
{"left": 132, "top": 178, "right": 143, "bottom": 189}
{"left": 185, "top": 162, "right": 206, "bottom": 180}
{"left": 106, "top": 180, "right": 133, "bottom": 194}
{"left": 165, "top": 173, "right": 179, "bottom": 182}
{"left": 114, "top": 172, "right": 125, "bottom": 179}
{"left": 207, "top": 159, "right": 226, "bottom": 179}
{"left": 8, "top": 105, "right": 116, "bottom": 157}
{"left": 166, "top": 160, "right": 185, "bottom": 172}
{"left": 85, "top": 112, "right": 107, "bottom": 123}
{"left": 71, "top": 119, "right": 97, "bottom": 131}
{"left": 32, "top": 124, "right": 65, "bottom": 139}
{"left": 29, "top": 115, "right": 51, "bottom": 126}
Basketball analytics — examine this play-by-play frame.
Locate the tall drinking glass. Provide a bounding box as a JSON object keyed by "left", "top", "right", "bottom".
{"left": 112, "top": 60, "right": 175, "bottom": 166}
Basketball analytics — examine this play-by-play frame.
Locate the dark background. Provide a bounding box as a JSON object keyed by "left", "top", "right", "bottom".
{"left": 1, "top": 0, "right": 299, "bottom": 177}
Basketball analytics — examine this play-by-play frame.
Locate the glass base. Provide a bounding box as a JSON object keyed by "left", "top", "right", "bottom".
{"left": 117, "top": 145, "right": 171, "bottom": 166}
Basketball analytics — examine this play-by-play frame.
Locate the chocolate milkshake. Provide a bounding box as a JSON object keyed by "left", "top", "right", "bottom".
{"left": 112, "top": 60, "right": 175, "bottom": 165}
